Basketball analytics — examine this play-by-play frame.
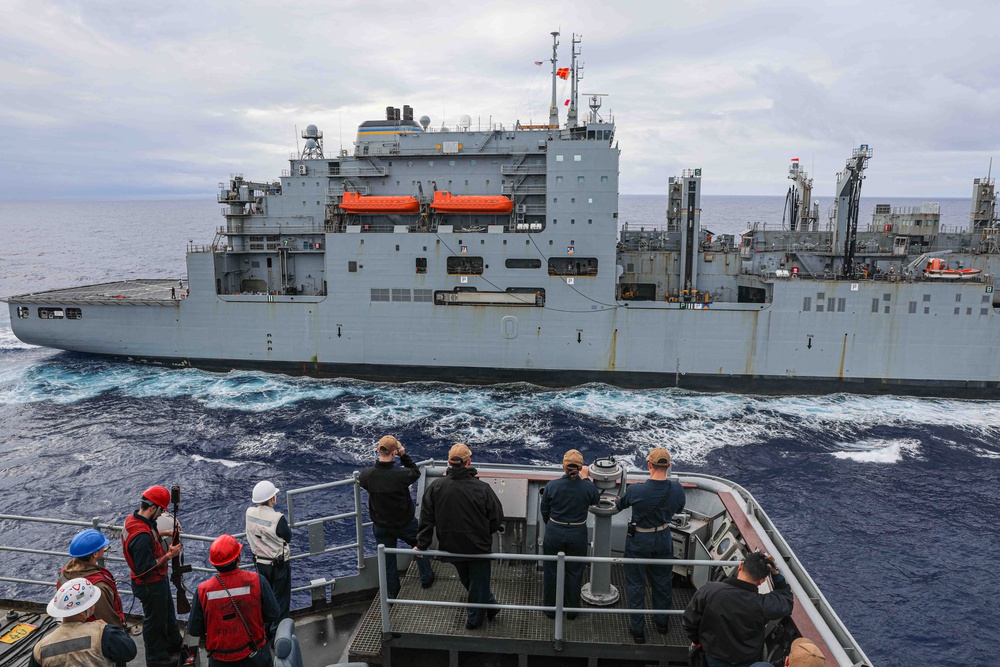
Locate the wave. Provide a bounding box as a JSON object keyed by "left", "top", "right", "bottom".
{"left": 830, "top": 438, "right": 922, "bottom": 463}
{"left": 0, "top": 326, "right": 38, "bottom": 351}
{"left": 190, "top": 454, "right": 254, "bottom": 468}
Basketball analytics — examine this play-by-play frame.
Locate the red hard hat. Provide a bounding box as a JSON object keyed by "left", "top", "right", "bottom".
{"left": 209, "top": 534, "right": 243, "bottom": 567}
{"left": 142, "top": 486, "right": 171, "bottom": 510}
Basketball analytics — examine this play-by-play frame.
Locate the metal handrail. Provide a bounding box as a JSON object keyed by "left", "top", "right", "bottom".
{"left": 377, "top": 545, "right": 746, "bottom": 648}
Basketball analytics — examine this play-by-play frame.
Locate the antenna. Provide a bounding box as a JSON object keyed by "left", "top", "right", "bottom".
{"left": 295, "top": 125, "right": 301, "bottom": 156}
{"left": 548, "top": 31, "right": 560, "bottom": 127}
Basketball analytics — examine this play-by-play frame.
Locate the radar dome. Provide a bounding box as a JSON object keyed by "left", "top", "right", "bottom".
{"left": 304, "top": 139, "right": 318, "bottom": 150}
{"left": 304, "top": 124, "right": 319, "bottom": 138}
{"left": 459, "top": 114, "right": 471, "bottom": 130}
{"left": 419, "top": 115, "right": 431, "bottom": 130}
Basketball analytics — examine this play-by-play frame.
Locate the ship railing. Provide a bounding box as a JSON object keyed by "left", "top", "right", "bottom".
{"left": 0, "top": 471, "right": 374, "bottom": 605}
{"left": 501, "top": 184, "right": 547, "bottom": 195}
{"left": 500, "top": 165, "right": 546, "bottom": 175}
{"left": 377, "top": 545, "right": 742, "bottom": 649}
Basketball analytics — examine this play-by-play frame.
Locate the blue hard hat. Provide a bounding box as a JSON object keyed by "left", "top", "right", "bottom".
{"left": 68, "top": 529, "right": 111, "bottom": 559}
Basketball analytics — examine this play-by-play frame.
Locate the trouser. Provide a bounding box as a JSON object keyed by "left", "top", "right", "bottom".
{"left": 132, "top": 577, "right": 183, "bottom": 664}
{"left": 207, "top": 648, "right": 274, "bottom": 667}
{"left": 541, "top": 522, "right": 588, "bottom": 614}
{"left": 373, "top": 517, "right": 435, "bottom": 598}
{"left": 254, "top": 558, "right": 291, "bottom": 635}
{"left": 623, "top": 530, "right": 674, "bottom": 634}
{"left": 453, "top": 560, "right": 496, "bottom": 628}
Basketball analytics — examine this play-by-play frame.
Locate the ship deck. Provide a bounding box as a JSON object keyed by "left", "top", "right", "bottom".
{"left": 5, "top": 280, "right": 183, "bottom": 304}
{"left": 349, "top": 558, "right": 693, "bottom": 666}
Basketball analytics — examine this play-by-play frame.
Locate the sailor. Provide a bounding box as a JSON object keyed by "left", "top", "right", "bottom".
{"left": 416, "top": 443, "right": 504, "bottom": 629}
{"left": 357, "top": 435, "right": 435, "bottom": 599}
{"left": 188, "top": 535, "right": 280, "bottom": 667}
{"left": 31, "top": 578, "right": 137, "bottom": 667}
{"left": 245, "top": 481, "right": 292, "bottom": 627}
{"left": 615, "top": 447, "right": 686, "bottom": 644}
{"left": 782, "top": 638, "right": 826, "bottom": 667}
{"left": 683, "top": 551, "right": 793, "bottom": 667}
{"left": 57, "top": 529, "right": 126, "bottom": 627}
{"left": 539, "top": 449, "right": 600, "bottom": 620}
{"left": 121, "top": 485, "right": 184, "bottom": 667}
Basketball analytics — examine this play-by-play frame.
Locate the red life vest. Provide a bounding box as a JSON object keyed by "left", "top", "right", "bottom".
{"left": 197, "top": 570, "right": 266, "bottom": 661}
{"left": 88, "top": 568, "right": 126, "bottom": 625}
{"left": 122, "top": 513, "right": 168, "bottom": 584}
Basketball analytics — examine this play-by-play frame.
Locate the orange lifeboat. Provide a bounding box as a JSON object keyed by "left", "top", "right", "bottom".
{"left": 339, "top": 191, "right": 420, "bottom": 214}
{"left": 923, "top": 258, "right": 982, "bottom": 280}
{"left": 430, "top": 191, "right": 514, "bottom": 214}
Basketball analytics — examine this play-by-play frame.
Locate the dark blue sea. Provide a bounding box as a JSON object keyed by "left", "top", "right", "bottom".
{"left": 1, "top": 196, "right": 998, "bottom": 667}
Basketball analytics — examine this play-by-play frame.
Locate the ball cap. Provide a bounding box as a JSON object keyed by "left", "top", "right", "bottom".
{"left": 448, "top": 443, "right": 472, "bottom": 464}
{"left": 562, "top": 449, "right": 584, "bottom": 468}
{"left": 646, "top": 447, "right": 671, "bottom": 467}
{"left": 378, "top": 435, "right": 400, "bottom": 454}
{"left": 787, "top": 638, "right": 826, "bottom": 667}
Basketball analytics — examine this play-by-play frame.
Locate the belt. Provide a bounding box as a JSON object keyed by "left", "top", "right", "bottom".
{"left": 634, "top": 522, "right": 671, "bottom": 533}
{"left": 253, "top": 555, "right": 285, "bottom": 565}
{"left": 548, "top": 519, "right": 587, "bottom": 526}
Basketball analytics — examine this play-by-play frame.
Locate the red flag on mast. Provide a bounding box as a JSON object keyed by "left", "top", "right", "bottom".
{"left": 556, "top": 67, "right": 570, "bottom": 80}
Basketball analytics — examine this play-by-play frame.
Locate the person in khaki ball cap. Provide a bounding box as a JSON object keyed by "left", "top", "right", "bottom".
{"left": 357, "top": 435, "right": 435, "bottom": 599}
{"left": 614, "top": 447, "right": 686, "bottom": 644}
{"left": 416, "top": 443, "right": 504, "bottom": 629}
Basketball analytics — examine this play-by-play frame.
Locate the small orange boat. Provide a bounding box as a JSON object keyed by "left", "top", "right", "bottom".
{"left": 339, "top": 191, "right": 420, "bottom": 214}
{"left": 923, "top": 258, "right": 982, "bottom": 280}
{"left": 430, "top": 191, "right": 514, "bottom": 214}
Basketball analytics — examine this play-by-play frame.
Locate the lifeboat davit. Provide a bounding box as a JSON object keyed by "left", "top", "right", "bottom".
{"left": 339, "top": 191, "right": 420, "bottom": 214}
{"left": 430, "top": 191, "right": 514, "bottom": 214}
{"left": 923, "top": 258, "right": 982, "bottom": 280}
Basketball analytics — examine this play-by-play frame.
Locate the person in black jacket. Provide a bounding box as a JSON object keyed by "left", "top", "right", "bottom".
{"left": 683, "top": 551, "right": 794, "bottom": 667}
{"left": 358, "top": 435, "right": 435, "bottom": 598}
{"left": 416, "top": 443, "right": 504, "bottom": 629}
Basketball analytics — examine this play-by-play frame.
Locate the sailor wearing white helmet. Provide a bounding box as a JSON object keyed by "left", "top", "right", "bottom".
{"left": 30, "top": 578, "right": 137, "bottom": 667}
{"left": 245, "top": 480, "right": 292, "bottom": 627}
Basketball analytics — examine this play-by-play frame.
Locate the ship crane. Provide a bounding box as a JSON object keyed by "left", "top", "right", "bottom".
{"left": 834, "top": 145, "right": 872, "bottom": 278}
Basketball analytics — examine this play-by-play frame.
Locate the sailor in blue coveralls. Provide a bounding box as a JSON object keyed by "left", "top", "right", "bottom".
{"left": 615, "top": 447, "right": 686, "bottom": 644}
{"left": 540, "top": 449, "right": 601, "bottom": 619}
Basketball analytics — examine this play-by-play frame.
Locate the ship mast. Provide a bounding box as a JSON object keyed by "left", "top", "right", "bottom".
{"left": 548, "top": 31, "right": 560, "bottom": 128}
{"left": 567, "top": 34, "right": 582, "bottom": 127}
{"left": 835, "top": 145, "right": 872, "bottom": 278}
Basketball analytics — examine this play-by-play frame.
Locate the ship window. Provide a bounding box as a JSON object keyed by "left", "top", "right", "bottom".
{"left": 571, "top": 219, "right": 576, "bottom": 224}
{"left": 827, "top": 297, "right": 835, "bottom": 312}
{"left": 574, "top": 155, "right": 582, "bottom": 161}
{"left": 884, "top": 305, "right": 891, "bottom": 314}
{"left": 571, "top": 198, "right": 576, "bottom": 203}
{"left": 923, "top": 294, "right": 931, "bottom": 302}
{"left": 956, "top": 293, "right": 962, "bottom": 303}
{"left": 548, "top": 257, "right": 598, "bottom": 276}
{"left": 872, "top": 299, "right": 879, "bottom": 313}
{"left": 251, "top": 261, "right": 261, "bottom": 268}
{"left": 838, "top": 298, "right": 846, "bottom": 312}
{"left": 815, "top": 302, "right": 824, "bottom": 313}
{"left": 588, "top": 219, "right": 593, "bottom": 224}
{"left": 577, "top": 176, "right": 585, "bottom": 183}
{"left": 38, "top": 308, "right": 64, "bottom": 319}
{"left": 66, "top": 308, "right": 82, "bottom": 320}
{"left": 464, "top": 180, "right": 469, "bottom": 186}
{"left": 909, "top": 301, "right": 917, "bottom": 314}
{"left": 392, "top": 289, "right": 411, "bottom": 302}
{"left": 17, "top": 306, "right": 29, "bottom": 319}
{"left": 506, "top": 258, "right": 542, "bottom": 269}
{"left": 982, "top": 308, "right": 990, "bottom": 316}
{"left": 556, "top": 155, "right": 564, "bottom": 162}
{"left": 267, "top": 258, "right": 273, "bottom": 268}
{"left": 413, "top": 289, "right": 433, "bottom": 303}
{"left": 349, "top": 261, "right": 357, "bottom": 273}
{"left": 954, "top": 307, "right": 961, "bottom": 315}
{"left": 371, "top": 288, "right": 390, "bottom": 302}
{"left": 968, "top": 308, "right": 973, "bottom": 315}
{"left": 983, "top": 295, "right": 991, "bottom": 303}
{"left": 447, "top": 256, "right": 484, "bottom": 275}
{"left": 802, "top": 297, "right": 811, "bottom": 311}
{"left": 601, "top": 176, "right": 609, "bottom": 183}
{"left": 883, "top": 293, "right": 891, "bottom": 301}
{"left": 556, "top": 176, "right": 563, "bottom": 183}
{"left": 816, "top": 292, "right": 825, "bottom": 301}
{"left": 416, "top": 258, "right": 427, "bottom": 274}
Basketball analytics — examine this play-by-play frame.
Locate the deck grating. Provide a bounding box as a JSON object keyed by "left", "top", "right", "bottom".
{"left": 349, "top": 558, "right": 694, "bottom": 664}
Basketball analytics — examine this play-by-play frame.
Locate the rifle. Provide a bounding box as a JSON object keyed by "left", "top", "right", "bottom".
{"left": 170, "top": 485, "right": 193, "bottom": 614}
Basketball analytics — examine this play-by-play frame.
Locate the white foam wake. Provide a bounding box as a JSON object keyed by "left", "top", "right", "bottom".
{"left": 190, "top": 454, "right": 253, "bottom": 468}
{"left": 830, "top": 438, "right": 922, "bottom": 463}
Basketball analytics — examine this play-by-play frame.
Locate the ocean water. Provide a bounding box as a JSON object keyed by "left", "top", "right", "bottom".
{"left": 1, "top": 196, "right": 998, "bottom": 667}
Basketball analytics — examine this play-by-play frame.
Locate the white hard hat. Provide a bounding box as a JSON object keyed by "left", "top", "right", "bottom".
{"left": 48, "top": 578, "right": 100, "bottom": 618}
{"left": 252, "top": 480, "right": 279, "bottom": 504}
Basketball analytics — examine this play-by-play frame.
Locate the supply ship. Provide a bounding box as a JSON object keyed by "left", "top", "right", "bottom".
{"left": 6, "top": 32, "right": 1000, "bottom": 396}
{"left": 0, "top": 458, "right": 872, "bottom": 666}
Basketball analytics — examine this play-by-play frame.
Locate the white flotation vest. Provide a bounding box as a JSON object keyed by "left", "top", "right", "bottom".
{"left": 245, "top": 504, "right": 290, "bottom": 563}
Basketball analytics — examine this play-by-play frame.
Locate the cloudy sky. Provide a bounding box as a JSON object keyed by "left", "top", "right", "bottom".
{"left": 2, "top": 0, "right": 998, "bottom": 200}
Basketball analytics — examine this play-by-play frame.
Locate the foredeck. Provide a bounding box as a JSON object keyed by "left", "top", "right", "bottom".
{"left": 5, "top": 280, "right": 183, "bottom": 305}
{"left": 350, "top": 559, "right": 694, "bottom": 667}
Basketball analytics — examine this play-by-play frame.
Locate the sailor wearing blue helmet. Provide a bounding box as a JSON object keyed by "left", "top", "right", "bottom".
{"left": 58, "top": 529, "right": 127, "bottom": 627}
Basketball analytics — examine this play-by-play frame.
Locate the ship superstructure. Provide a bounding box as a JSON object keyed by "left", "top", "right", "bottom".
{"left": 7, "top": 33, "right": 1000, "bottom": 395}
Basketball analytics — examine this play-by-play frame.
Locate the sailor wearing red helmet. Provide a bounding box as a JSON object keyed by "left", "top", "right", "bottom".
{"left": 121, "top": 485, "right": 184, "bottom": 667}
{"left": 189, "top": 535, "right": 280, "bottom": 667}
